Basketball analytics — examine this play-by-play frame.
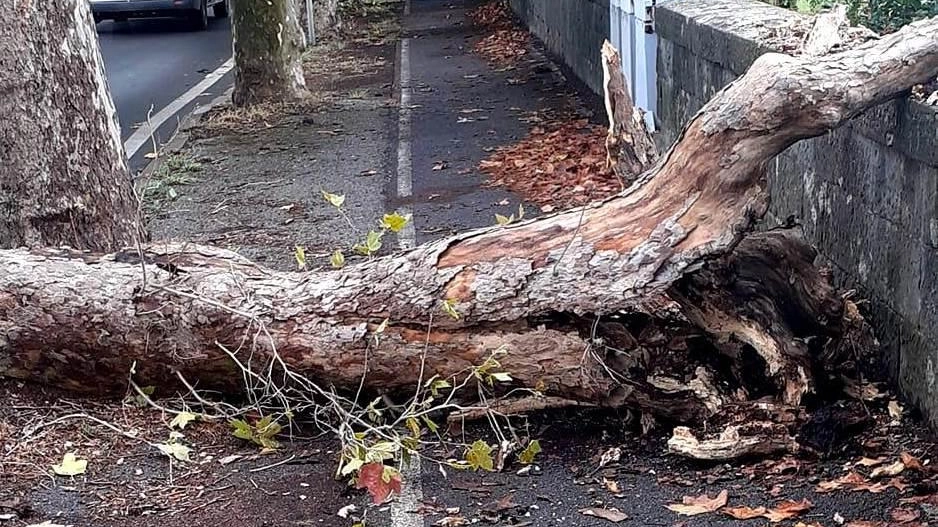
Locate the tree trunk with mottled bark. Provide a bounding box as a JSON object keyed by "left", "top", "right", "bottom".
{"left": 0, "top": 0, "right": 140, "bottom": 252}
{"left": 231, "top": 0, "right": 309, "bottom": 106}
{"left": 1, "top": 16, "right": 937, "bottom": 457}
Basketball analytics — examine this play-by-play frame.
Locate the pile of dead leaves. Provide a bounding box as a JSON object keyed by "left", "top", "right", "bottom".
{"left": 479, "top": 119, "right": 619, "bottom": 210}
{"left": 473, "top": 29, "right": 529, "bottom": 65}
{"left": 467, "top": 1, "right": 513, "bottom": 29}
{"left": 467, "top": 1, "right": 530, "bottom": 65}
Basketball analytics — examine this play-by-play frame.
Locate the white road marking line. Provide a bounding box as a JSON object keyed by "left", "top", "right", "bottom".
{"left": 396, "top": 37, "right": 417, "bottom": 250}
{"left": 123, "top": 57, "right": 235, "bottom": 159}
{"left": 390, "top": 457, "right": 423, "bottom": 527}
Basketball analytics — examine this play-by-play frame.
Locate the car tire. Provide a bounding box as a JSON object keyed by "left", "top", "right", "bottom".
{"left": 213, "top": 0, "right": 229, "bottom": 17}
{"left": 189, "top": 0, "right": 209, "bottom": 30}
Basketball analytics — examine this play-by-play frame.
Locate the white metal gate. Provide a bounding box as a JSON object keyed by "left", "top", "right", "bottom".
{"left": 609, "top": 0, "right": 657, "bottom": 131}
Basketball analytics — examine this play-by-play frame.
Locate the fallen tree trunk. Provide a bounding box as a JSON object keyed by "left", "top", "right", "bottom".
{"left": 1, "top": 18, "right": 936, "bottom": 445}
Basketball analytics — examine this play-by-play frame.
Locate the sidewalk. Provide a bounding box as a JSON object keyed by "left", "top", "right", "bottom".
{"left": 3, "top": 1, "right": 936, "bottom": 526}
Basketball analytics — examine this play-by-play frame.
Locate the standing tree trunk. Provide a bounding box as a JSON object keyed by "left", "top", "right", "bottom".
{"left": 314, "top": 0, "right": 340, "bottom": 36}
{"left": 0, "top": 0, "right": 140, "bottom": 251}
{"left": 231, "top": 0, "right": 309, "bottom": 106}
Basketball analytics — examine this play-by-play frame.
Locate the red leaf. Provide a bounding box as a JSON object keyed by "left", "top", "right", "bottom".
{"left": 356, "top": 463, "right": 403, "bottom": 504}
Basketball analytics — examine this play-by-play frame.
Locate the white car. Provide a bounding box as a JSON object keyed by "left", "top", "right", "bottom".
{"left": 90, "top": 0, "right": 229, "bottom": 30}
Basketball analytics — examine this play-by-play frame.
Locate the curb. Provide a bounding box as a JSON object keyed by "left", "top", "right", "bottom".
{"left": 137, "top": 86, "right": 234, "bottom": 181}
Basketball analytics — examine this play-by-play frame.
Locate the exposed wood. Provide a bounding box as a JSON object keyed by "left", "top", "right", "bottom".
{"left": 601, "top": 40, "right": 659, "bottom": 183}
{"left": 668, "top": 424, "right": 800, "bottom": 460}
{"left": 0, "top": 0, "right": 141, "bottom": 251}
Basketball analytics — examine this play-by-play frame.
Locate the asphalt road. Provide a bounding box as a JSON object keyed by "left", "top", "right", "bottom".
{"left": 96, "top": 13, "right": 234, "bottom": 171}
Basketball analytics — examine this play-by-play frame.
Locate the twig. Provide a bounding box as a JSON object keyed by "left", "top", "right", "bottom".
{"left": 249, "top": 454, "right": 297, "bottom": 473}
{"left": 552, "top": 196, "right": 591, "bottom": 276}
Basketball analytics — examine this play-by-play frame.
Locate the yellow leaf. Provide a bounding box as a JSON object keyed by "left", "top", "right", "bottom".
{"left": 518, "top": 440, "right": 541, "bottom": 465}
{"left": 442, "top": 299, "right": 461, "bottom": 320}
{"left": 380, "top": 212, "right": 410, "bottom": 233}
{"left": 52, "top": 453, "right": 88, "bottom": 476}
{"left": 494, "top": 213, "right": 513, "bottom": 226}
{"left": 294, "top": 246, "right": 307, "bottom": 270}
{"left": 465, "top": 440, "right": 494, "bottom": 471}
{"left": 321, "top": 190, "right": 346, "bottom": 208}
{"left": 170, "top": 411, "right": 198, "bottom": 430}
{"left": 330, "top": 250, "right": 345, "bottom": 268}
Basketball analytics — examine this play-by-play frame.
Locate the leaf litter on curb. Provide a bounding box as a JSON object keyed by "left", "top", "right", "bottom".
{"left": 466, "top": 1, "right": 529, "bottom": 65}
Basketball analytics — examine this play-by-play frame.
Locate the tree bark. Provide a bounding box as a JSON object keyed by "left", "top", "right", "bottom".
{"left": 231, "top": 0, "right": 309, "bottom": 106}
{"left": 1, "top": 17, "right": 936, "bottom": 438}
{"left": 0, "top": 0, "right": 140, "bottom": 251}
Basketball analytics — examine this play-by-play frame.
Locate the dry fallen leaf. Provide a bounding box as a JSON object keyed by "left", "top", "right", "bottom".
{"left": 817, "top": 471, "right": 906, "bottom": 494}
{"left": 855, "top": 456, "right": 887, "bottom": 467}
{"left": 724, "top": 499, "right": 812, "bottom": 523}
{"left": 724, "top": 506, "right": 768, "bottom": 520}
{"left": 435, "top": 517, "right": 468, "bottom": 527}
{"left": 603, "top": 477, "right": 622, "bottom": 495}
{"left": 580, "top": 507, "right": 629, "bottom": 523}
{"left": 432, "top": 161, "right": 448, "bottom": 171}
{"left": 870, "top": 460, "right": 905, "bottom": 479}
{"left": 764, "top": 499, "right": 813, "bottom": 522}
{"left": 666, "top": 490, "right": 729, "bottom": 516}
{"left": 900, "top": 452, "right": 924, "bottom": 471}
{"left": 888, "top": 400, "right": 904, "bottom": 421}
{"left": 890, "top": 507, "right": 922, "bottom": 523}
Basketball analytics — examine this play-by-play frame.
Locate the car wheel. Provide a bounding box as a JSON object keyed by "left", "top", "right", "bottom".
{"left": 189, "top": 0, "right": 209, "bottom": 30}
{"left": 213, "top": 0, "right": 229, "bottom": 17}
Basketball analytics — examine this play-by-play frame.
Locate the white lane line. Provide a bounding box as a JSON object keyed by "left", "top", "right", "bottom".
{"left": 390, "top": 457, "right": 423, "bottom": 527}
{"left": 123, "top": 57, "right": 235, "bottom": 159}
{"left": 396, "top": 37, "right": 417, "bottom": 250}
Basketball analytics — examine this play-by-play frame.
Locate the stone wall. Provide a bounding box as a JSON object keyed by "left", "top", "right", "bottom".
{"left": 657, "top": 0, "right": 938, "bottom": 425}
{"left": 508, "top": 0, "right": 609, "bottom": 94}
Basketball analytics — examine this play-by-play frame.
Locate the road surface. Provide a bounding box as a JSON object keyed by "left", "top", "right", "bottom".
{"left": 96, "top": 14, "right": 234, "bottom": 172}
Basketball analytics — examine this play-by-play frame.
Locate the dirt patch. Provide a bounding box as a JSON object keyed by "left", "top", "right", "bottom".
{"left": 0, "top": 380, "right": 360, "bottom": 527}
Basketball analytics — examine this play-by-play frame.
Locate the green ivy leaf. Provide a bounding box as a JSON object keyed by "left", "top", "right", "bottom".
{"left": 465, "top": 440, "right": 494, "bottom": 472}
{"left": 421, "top": 415, "right": 440, "bottom": 434}
{"left": 330, "top": 250, "right": 345, "bottom": 268}
{"left": 230, "top": 419, "right": 254, "bottom": 441}
{"left": 518, "top": 439, "right": 542, "bottom": 465}
{"left": 380, "top": 212, "right": 410, "bottom": 233}
{"left": 321, "top": 190, "right": 346, "bottom": 208}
